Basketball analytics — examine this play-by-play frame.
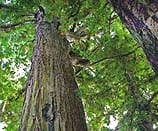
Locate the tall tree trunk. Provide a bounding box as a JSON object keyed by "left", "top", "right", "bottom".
{"left": 18, "top": 8, "right": 87, "bottom": 131}
{"left": 109, "top": 0, "right": 158, "bottom": 75}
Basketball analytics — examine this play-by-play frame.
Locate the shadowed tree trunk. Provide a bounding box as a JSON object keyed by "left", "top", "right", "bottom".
{"left": 109, "top": 0, "right": 158, "bottom": 76}
{"left": 18, "top": 8, "right": 87, "bottom": 131}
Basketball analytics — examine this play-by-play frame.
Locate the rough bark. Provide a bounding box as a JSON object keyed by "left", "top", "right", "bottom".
{"left": 109, "top": 0, "right": 158, "bottom": 76}
{"left": 18, "top": 9, "right": 87, "bottom": 131}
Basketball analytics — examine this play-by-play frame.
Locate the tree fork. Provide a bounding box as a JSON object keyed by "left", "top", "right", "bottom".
{"left": 18, "top": 7, "right": 87, "bottom": 131}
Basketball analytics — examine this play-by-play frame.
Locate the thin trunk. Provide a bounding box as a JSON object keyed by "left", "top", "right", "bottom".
{"left": 109, "top": 0, "right": 158, "bottom": 75}
{"left": 117, "top": 59, "right": 154, "bottom": 131}
{"left": 124, "top": 69, "right": 153, "bottom": 131}
{"left": 19, "top": 8, "right": 87, "bottom": 131}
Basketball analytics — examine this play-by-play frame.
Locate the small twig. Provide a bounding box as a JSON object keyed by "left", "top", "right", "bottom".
{"left": 75, "top": 68, "right": 83, "bottom": 76}
{"left": 141, "top": 75, "right": 157, "bottom": 84}
{"left": 70, "top": 22, "right": 76, "bottom": 32}
{"left": 68, "top": 0, "right": 82, "bottom": 19}
{"left": 0, "top": 4, "right": 10, "bottom": 9}
{"left": 90, "top": 47, "right": 139, "bottom": 66}
{"left": 108, "top": 9, "right": 115, "bottom": 34}
{"left": 102, "top": 2, "right": 109, "bottom": 9}
{"left": 148, "top": 91, "right": 158, "bottom": 103}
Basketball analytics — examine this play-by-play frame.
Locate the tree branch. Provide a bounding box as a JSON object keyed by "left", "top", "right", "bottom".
{"left": 90, "top": 47, "right": 139, "bottom": 66}
{"left": 0, "top": 20, "right": 35, "bottom": 32}
{"left": 75, "top": 47, "right": 139, "bottom": 76}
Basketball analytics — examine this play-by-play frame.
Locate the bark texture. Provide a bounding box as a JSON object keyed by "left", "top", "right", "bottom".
{"left": 109, "top": 0, "right": 158, "bottom": 76}
{"left": 18, "top": 9, "right": 87, "bottom": 131}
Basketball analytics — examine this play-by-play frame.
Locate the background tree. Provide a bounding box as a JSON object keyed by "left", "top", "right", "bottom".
{"left": 108, "top": 1, "right": 158, "bottom": 130}
{"left": 109, "top": 0, "right": 158, "bottom": 76}
{"left": 0, "top": 0, "right": 158, "bottom": 130}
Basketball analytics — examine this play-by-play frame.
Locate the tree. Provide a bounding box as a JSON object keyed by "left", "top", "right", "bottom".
{"left": 109, "top": 0, "right": 158, "bottom": 76}
{"left": 0, "top": 0, "right": 158, "bottom": 130}
{"left": 18, "top": 7, "right": 87, "bottom": 131}
{"left": 108, "top": 1, "right": 158, "bottom": 130}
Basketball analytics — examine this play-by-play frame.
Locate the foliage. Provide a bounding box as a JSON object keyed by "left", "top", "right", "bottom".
{"left": 0, "top": 0, "right": 157, "bottom": 130}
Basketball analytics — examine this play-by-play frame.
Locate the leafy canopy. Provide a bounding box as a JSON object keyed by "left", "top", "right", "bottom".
{"left": 0, "top": 0, "right": 157, "bottom": 130}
